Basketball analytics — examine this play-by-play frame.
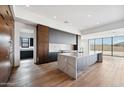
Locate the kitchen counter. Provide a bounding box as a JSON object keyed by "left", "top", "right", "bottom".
{"left": 58, "top": 52, "right": 102, "bottom": 79}
{"left": 20, "top": 47, "right": 34, "bottom": 51}
{"left": 58, "top": 52, "right": 99, "bottom": 58}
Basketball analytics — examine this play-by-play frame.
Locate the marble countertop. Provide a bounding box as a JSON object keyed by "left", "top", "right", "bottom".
{"left": 58, "top": 52, "right": 101, "bottom": 58}
{"left": 20, "top": 47, "right": 34, "bottom": 51}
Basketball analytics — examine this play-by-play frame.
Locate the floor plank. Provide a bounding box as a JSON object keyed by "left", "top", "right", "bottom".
{"left": 8, "top": 56, "right": 124, "bottom": 87}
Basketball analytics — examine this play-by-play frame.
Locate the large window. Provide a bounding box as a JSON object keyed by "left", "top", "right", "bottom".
{"left": 88, "top": 36, "right": 124, "bottom": 57}
{"left": 89, "top": 40, "right": 95, "bottom": 54}
{"left": 103, "top": 37, "right": 112, "bottom": 55}
{"left": 95, "top": 38, "right": 102, "bottom": 53}
{"left": 113, "top": 36, "right": 124, "bottom": 57}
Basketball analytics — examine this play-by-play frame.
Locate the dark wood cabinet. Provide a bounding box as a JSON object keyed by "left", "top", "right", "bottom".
{"left": 36, "top": 24, "right": 49, "bottom": 64}
{"left": 0, "top": 5, "right": 14, "bottom": 86}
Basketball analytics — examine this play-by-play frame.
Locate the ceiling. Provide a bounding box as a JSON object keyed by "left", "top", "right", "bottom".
{"left": 15, "top": 5, "right": 124, "bottom": 32}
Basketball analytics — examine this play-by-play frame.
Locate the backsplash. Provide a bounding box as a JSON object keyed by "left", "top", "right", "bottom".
{"left": 49, "top": 43, "right": 74, "bottom": 52}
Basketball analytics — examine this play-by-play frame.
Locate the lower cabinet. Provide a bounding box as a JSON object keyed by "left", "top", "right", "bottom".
{"left": 48, "top": 52, "right": 58, "bottom": 62}
{"left": 20, "top": 50, "right": 33, "bottom": 59}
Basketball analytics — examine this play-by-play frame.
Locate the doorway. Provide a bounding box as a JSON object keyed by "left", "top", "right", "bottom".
{"left": 19, "top": 30, "right": 36, "bottom": 65}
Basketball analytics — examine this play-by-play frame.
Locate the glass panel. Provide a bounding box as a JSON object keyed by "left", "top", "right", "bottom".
{"left": 21, "top": 37, "right": 29, "bottom": 48}
{"left": 103, "top": 37, "right": 112, "bottom": 55}
{"left": 95, "top": 38, "right": 102, "bottom": 53}
{"left": 113, "top": 36, "right": 124, "bottom": 57}
{"left": 89, "top": 40, "right": 95, "bottom": 54}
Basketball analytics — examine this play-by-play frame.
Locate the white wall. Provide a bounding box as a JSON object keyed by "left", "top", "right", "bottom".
{"left": 81, "top": 28, "right": 124, "bottom": 54}
{"left": 14, "top": 21, "right": 36, "bottom": 67}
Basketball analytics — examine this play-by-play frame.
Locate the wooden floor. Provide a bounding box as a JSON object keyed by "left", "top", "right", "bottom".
{"left": 8, "top": 56, "right": 124, "bottom": 87}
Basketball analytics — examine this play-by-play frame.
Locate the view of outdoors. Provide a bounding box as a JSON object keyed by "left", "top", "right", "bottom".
{"left": 95, "top": 38, "right": 102, "bottom": 53}
{"left": 89, "top": 36, "right": 124, "bottom": 57}
{"left": 113, "top": 36, "right": 124, "bottom": 57}
{"left": 103, "top": 37, "right": 112, "bottom": 55}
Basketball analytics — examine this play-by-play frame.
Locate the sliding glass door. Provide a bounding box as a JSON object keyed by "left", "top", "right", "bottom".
{"left": 95, "top": 38, "right": 102, "bottom": 53}
{"left": 88, "top": 36, "right": 124, "bottom": 57}
{"left": 103, "top": 37, "right": 112, "bottom": 55}
{"left": 113, "top": 36, "right": 124, "bottom": 57}
{"left": 89, "top": 40, "right": 95, "bottom": 54}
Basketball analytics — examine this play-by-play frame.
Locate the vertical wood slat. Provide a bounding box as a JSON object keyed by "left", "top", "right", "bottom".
{"left": 36, "top": 24, "right": 49, "bottom": 64}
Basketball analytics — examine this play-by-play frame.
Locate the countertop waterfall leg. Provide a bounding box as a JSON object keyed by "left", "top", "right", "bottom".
{"left": 58, "top": 53, "right": 103, "bottom": 79}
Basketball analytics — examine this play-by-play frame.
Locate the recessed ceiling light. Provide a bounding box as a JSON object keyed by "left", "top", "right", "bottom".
{"left": 88, "top": 14, "right": 92, "bottom": 18}
{"left": 26, "top": 5, "right": 30, "bottom": 7}
{"left": 53, "top": 16, "right": 57, "bottom": 19}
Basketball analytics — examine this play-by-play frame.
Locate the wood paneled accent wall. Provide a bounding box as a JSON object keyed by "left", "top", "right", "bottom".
{"left": 0, "top": 5, "right": 14, "bottom": 86}
{"left": 36, "top": 24, "right": 49, "bottom": 64}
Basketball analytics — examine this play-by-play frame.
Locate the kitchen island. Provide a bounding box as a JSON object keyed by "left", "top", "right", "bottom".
{"left": 58, "top": 52, "right": 102, "bottom": 79}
